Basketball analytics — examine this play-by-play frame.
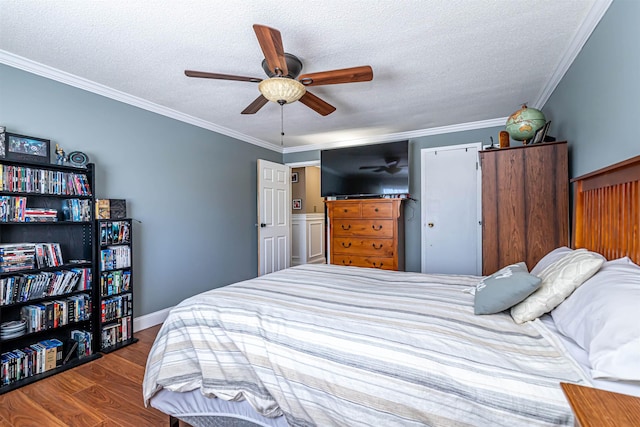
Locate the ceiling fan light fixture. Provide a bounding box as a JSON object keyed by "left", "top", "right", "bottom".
{"left": 258, "top": 77, "right": 306, "bottom": 104}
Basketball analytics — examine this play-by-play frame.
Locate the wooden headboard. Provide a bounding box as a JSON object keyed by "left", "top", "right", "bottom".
{"left": 572, "top": 155, "right": 640, "bottom": 264}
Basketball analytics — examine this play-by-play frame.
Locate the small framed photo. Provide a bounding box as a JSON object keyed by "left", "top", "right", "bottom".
{"left": 291, "top": 172, "right": 298, "bottom": 183}
{"left": 532, "top": 121, "right": 551, "bottom": 144}
{"left": 4, "top": 133, "right": 51, "bottom": 164}
{"left": 292, "top": 199, "right": 302, "bottom": 210}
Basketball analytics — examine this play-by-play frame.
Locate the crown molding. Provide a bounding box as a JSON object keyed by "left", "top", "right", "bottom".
{"left": 283, "top": 117, "right": 508, "bottom": 154}
{"left": 533, "top": 0, "right": 613, "bottom": 108}
{"left": 1, "top": 51, "right": 508, "bottom": 155}
{"left": 0, "top": 50, "right": 283, "bottom": 152}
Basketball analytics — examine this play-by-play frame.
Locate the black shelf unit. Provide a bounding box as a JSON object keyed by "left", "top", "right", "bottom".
{"left": 97, "top": 218, "right": 137, "bottom": 352}
{"left": 0, "top": 161, "right": 100, "bottom": 394}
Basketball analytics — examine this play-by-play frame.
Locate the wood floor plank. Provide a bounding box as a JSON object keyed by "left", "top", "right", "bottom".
{"left": 74, "top": 358, "right": 145, "bottom": 407}
{"left": 20, "top": 379, "right": 104, "bottom": 427}
{"left": 0, "top": 391, "right": 68, "bottom": 426}
{"left": 100, "top": 352, "right": 147, "bottom": 383}
{"left": 110, "top": 340, "right": 153, "bottom": 366}
{"left": 73, "top": 382, "right": 167, "bottom": 426}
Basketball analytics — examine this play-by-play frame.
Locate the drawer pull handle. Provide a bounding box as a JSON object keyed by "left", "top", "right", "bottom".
{"left": 373, "top": 262, "right": 384, "bottom": 269}
{"left": 372, "top": 243, "right": 383, "bottom": 250}
{"left": 372, "top": 224, "right": 383, "bottom": 231}
{"left": 342, "top": 260, "right": 352, "bottom": 265}
{"left": 341, "top": 224, "right": 351, "bottom": 230}
{"left": 343, "top": 209, "right": 348, "bottom": 213}
{"left": 374, "top": 208, "right": 379, "bottom": 212}
{"left": 341, "top": 242, "right": 352, "bottom": 248}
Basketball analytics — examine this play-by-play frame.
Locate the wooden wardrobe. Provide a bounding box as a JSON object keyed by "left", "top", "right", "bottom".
{"left": 480, "top": 141, "right": 569, "bottom": 275}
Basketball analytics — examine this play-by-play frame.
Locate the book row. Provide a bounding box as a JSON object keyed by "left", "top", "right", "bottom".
{"left": 100, "top": 269, "right": 131, "bottom": 297}
{"left": 101, "top": 293, "right": 132, "bottom": 323}
{"left": 99, "top": 220, "right": 131, "bottom": 246}
{"left": 0, "top": 268, "right": 91, "bottom": 306}
{"left": 0, "top": 164, "right": 91, "bottom": 196}
{"left": 100, "top": 246, "right": 131, "bottom": 271}
{"left": 1, "top": 338, "right": 63, "bottom": 386}
{"left": 1, "top": 330, "right": 93, "bottom": 387}
{"left": 0, "top": 242, "right": 67, "bottom": 273}
{"left": 20, "top": 294, "right": 92, "bottom": 334}
{"left": 0, "top": 196, "right": 56, "bottom": 223}
{"left": 61, "top": 199, "right": 92, "bottom": 222}
{"left": 101, "top": 315, "right": 132, "bottom": 349}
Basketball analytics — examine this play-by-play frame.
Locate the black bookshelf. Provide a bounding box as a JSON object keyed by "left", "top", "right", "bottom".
{"left": 0, "top": 161, "right": 100, "bottom": 393}
{"left": 97, "top": 218, "right": 137, "bottom": 352}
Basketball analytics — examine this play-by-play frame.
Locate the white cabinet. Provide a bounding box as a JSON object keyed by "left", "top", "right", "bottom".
{"left": 292, "top": 213, "right": 326, "bottom": 266}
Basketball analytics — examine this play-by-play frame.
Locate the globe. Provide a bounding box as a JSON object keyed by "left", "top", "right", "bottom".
{"left": 505, "top": 104, "right": 546, "bottom": 142}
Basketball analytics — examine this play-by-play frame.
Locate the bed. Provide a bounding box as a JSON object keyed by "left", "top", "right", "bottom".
{"left": 143, "top": 155, "right": 640, "bottom": 427}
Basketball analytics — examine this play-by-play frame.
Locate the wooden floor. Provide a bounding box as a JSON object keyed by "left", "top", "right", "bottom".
{"left": 0, "top": 325, "right": 176, "bottom": 427}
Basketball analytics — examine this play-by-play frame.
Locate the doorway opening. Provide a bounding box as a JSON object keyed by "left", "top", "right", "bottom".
{"left": 286, "top": 161, "right": 326, "bottom": 266}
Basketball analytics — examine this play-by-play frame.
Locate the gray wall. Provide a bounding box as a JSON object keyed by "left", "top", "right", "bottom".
{"left": 0, "top": 64, "right": 281, "bottom": 317}
{"left": 543, "top": 0, "right": 640, "bottom": 177}
{"left": 287, "top": 127, "right": 502, "bottom": 273}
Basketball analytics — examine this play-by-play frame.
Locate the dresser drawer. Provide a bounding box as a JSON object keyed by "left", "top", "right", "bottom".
{"left": 331, "top": 255, "right": 395, "bottom": 270}
{"left": 331, "top": 204, "right": 362, "bottom": 218}
{"left": 332, "top": 237, "right": 395, "bottom": 256}
{"left": 361, "top": 202, "right": 394, "bottom": 218}
{"left": 332, "top": 219, "right": 394, "bottom": 237}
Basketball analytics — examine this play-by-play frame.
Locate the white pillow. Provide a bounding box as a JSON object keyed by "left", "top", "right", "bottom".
{"left": 510, "top": 249, "right": 605, "bottom": 324}
{"left": 530, "top": 246, "right": 574, "bottom": 276}
{"left": 551, "top": 257, "right": 640, "bottom": 381}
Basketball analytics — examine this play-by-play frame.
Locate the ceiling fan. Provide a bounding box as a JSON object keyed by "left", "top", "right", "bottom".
{"left": 359, "top": 158, "right": 405, "bottom": 174}
{"left": 184, "top": 24, "right": 373, "bottom": 116}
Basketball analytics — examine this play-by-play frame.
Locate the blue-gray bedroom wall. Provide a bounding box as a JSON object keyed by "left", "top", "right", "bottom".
{"left": 0, "top": 63, "right": 281, "bottom": 317}
{"left": 543, "top": 0, "right": 639, "bottom": 177}
{"left": 286, "top": 127, "right": 503, "bottom": 273}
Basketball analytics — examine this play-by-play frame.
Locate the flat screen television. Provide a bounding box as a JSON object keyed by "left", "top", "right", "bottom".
{"left": 321, "top": 140, "right": 409, "bottom": 198}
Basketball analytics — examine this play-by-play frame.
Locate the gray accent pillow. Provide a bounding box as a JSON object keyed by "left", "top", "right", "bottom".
{"left": 474, "top": 262, "right": 542, "bottom": 315}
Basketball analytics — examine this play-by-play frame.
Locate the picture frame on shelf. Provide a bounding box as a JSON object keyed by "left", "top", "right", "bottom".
{"left": 291, "top": 172, "right": 299, "bottom": 183}
{"left": 3, "top": 133, "right": 51, "bottom": 164}
{"left": 532, "top": 121, "right": 551, "bottom": 144}
{"left": 292, "top": 199, "right": 302, "bottom": 210}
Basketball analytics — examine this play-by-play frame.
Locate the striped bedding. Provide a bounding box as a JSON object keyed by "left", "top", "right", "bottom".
{"left": 143, "top": 264, "right": 590, "bottom": 426}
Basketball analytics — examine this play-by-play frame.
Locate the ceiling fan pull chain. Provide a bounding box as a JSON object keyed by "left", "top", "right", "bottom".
{"left": 280, "top": 103, "right": 285, "bottom": 146}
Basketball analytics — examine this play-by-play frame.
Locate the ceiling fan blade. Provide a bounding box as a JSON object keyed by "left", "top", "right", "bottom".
{"left": 253, "top": 24, "right": 288, "bottom": 77}
{"left": 298, "top": 91, "right": 336, "bottom": 116}
{"left": 185, "top": 70, "right": 262, "bottom": 83}
{"left": 241, "top": 95, "right": 269, "bottom": 114}
{"left": 298, "top": 66, "right": 373, "bottom": 86}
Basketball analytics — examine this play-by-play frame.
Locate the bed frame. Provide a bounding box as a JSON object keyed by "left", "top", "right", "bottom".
{"left": 572, "top": 154, "right": 640, "bottom": 264}
{"left": 165, "top": 155, "right": 640, "bottom": 427}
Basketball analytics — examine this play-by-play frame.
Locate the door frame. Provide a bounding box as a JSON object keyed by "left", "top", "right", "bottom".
{"left": 420, "top": 142, "right": 483, "bottom": 274}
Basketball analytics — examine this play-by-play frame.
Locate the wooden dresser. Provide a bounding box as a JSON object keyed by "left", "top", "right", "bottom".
{"left": 480, "top": 141, "right": 569, "bottom": 275}
{"left": 326, "top": 198, "right": 404, "bottom": 271}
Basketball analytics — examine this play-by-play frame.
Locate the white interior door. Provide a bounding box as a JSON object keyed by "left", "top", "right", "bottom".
{"left": 257, "top": 159, "right": 291, "bottom": 276}
{"left": 421, "top": 143, "right": 482, "bottom": 275}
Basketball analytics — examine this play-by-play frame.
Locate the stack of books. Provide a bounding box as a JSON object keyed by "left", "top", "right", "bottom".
{"left": 24, "top": 208, "right": 58, "bottom": 222}
{"left": 0, "top": 243, "right": 36, "bottom": 272}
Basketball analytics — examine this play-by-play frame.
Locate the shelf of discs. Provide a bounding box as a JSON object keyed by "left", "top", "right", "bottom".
{"left": 0, "top": 160, "right": 101, "bottom": 394}
{"left": 97, "top": 218, "right": 137, "bottom": 352}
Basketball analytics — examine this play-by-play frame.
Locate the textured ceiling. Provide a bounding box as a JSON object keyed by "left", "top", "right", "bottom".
{"left": 0, "top": 0, "right": 609, "bottom": 153}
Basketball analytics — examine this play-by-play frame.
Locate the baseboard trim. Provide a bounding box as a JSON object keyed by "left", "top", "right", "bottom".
{"left": 133, "top": 306, "right": 173, "bottom": 332}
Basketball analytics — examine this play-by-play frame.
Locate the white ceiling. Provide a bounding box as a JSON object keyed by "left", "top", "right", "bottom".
{"left": 0, "top": 0, "right": 610, "bottom": 153}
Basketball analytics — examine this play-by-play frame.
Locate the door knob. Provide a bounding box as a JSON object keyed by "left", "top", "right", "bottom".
{"left": 428, "top": 222, "right": 434, "bottom": 228}
{"left": 260, "top": 223, "right": 267, "bottom": 228}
